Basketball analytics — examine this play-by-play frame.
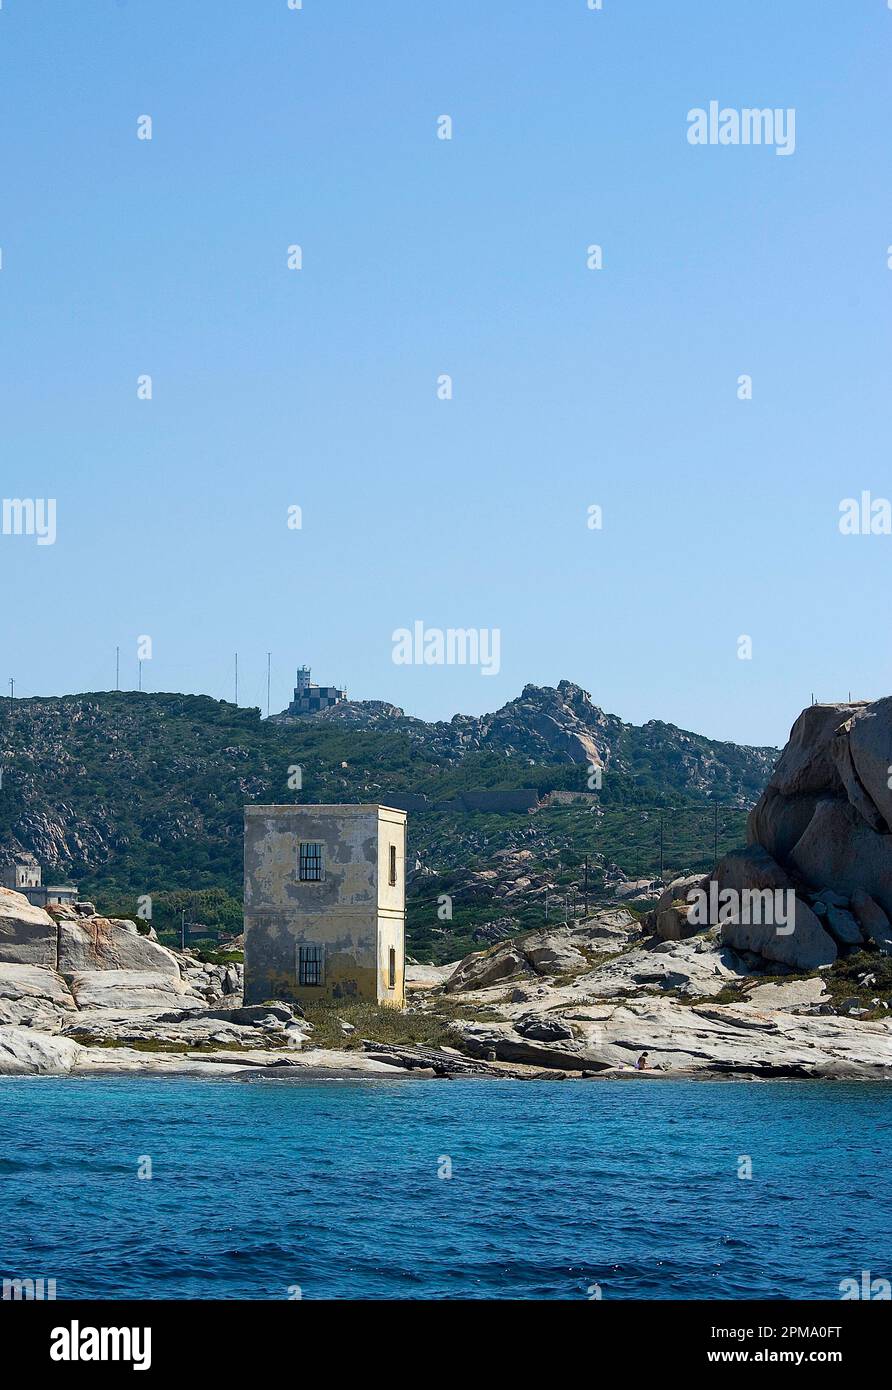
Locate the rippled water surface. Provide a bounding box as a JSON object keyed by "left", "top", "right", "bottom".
{"left": 2, "top": 1075, "right": 890, "bottom": 1299}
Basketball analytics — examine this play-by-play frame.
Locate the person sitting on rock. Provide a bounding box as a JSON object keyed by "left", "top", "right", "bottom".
{"left": 635, "top": 1052, "right": 649, "bottom": 1070}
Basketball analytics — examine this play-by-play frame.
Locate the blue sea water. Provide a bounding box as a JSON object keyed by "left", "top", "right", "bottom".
{"left": 1, "top": 1075, "right": 890, "bottom": 1301}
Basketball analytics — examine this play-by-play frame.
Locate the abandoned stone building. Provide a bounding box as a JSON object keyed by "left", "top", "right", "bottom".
{"left": 243, "top": 803, "right": 406, "bottom": 1008}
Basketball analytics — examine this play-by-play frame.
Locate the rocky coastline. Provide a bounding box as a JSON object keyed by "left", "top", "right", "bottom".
{"left": 2, "top": 698, "right": 891, "bottom": 1084}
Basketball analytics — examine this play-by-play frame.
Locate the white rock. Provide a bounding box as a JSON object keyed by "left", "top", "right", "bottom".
{"left": 0, "top": 1026, "right": 83, "bottom": 1075}
{"left": 68, "top": 969, "right": 197, "bottom": 1012}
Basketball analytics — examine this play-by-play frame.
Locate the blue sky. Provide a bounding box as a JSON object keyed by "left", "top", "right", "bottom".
{"left": 1, "top": 0, "right": 889, "bottom": 748}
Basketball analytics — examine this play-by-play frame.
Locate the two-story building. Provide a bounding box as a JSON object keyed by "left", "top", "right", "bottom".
{"left": 243, "top": 804, "right": 406, "bottom": 1008}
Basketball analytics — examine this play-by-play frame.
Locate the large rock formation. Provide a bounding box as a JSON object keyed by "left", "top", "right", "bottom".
{"left": 0, "top": 888, "right": 194, "bottom": 976}
{"left": 714, "top": 846, "right": 836, "bottom": 969}
{"left": 715, "top": 699, "right": 892, "bottom": 967}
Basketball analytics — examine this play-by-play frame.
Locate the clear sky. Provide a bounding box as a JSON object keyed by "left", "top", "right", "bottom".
{"left": 1, "top": 0, "right": 889, "bottom": 748}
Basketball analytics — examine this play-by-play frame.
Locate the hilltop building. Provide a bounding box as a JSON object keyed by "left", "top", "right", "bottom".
{"left": 243, "top": 803, "right": 406, "bottom": 1008}
{"left": 0, "top": 854, "right": 78, "bottom": 909}
{"left": 281, "top": 666, "right": 346, "bottom": 716}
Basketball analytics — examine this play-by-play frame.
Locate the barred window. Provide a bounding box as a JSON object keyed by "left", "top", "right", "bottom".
{"left": 298, "top": 842, "right": 323, "bottom": 882}
{"left": 298, "top": 943, "right": 325, "bottom": 987}
{"left": 389, "top": 843, "right": 397, "bottom": 886}
{"left": 388, "top": 946, "right": 397, "bottom": 990}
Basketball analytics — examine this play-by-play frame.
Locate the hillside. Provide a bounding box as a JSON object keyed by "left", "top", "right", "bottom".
{"left": 0, "top": 682, "right": 778, "bottom": 960}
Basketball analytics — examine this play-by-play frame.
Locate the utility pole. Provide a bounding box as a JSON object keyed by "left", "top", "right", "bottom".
{"left": 659, "top": 811, "right": 664, "bottom": 883}
{"left": 8, "top": 679, "right": 13, "bottom": 699}
{"left": 235, "top": 653, "right": 238, "bottom": 706}
{"left": 181, "top": 908, "right": 186, "bottom": 951}
{"left": 267, "top": 652, "right": 271, "bottom": 717}
{"left": 115, "top": 646, "right": 120, "bottom": 691}
{"left": 583, "top": 853, "right": 589, "bottom": 916}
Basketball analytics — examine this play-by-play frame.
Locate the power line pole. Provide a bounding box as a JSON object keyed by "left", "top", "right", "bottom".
{"left": 267, "top": 652, "right": 271, "bottom": 717}
{"left": 8, "top": 679, "right": 13, "bottom": 699}
{"left": 234, "top": 653, "right": 238, "bottom": 706}
{"left": 658, "top": 812, "right": 664, "bottom": 883}
{"left": 583, "top": 853, "right": 589, "bottom": 916}
{"left": 181, "top": 908, "right": 186, "bottom": 952}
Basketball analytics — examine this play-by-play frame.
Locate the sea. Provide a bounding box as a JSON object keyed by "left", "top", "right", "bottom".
{"left": 2, "top": 1074, "right": 890, "bottom": 1300}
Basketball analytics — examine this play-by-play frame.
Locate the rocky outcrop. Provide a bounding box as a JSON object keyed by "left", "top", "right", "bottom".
{"left": 645, "top": 873, "right": 709, "bottom": 942}
{"left": 708, "top": 698, "right": 892, "bottom": 969}
{"left": 445, "top": 910, "right": 640, "bottom": 992}
{"left": 453, "top": 996, "right": 892, "bottom": 1077}
{"left": 445, "top": 941, "right": 536, "bottom": 993}
{"left": 0, "top": 963, "right": 77, "bottom": 1030}
{"left": 439, "top": 917, "right": 751, "bottom": 1008}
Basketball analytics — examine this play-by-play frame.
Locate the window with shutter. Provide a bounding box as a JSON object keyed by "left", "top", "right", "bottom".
{"left": 297, "top": 943, "right": 325, "bottom": 986}
{"left": 298, "top": 842, "right": 324, "bottom": 882}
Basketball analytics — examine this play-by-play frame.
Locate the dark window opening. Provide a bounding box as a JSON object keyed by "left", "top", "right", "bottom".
{"left": 298, "top": 943, "right": 325, "bottom": 987}
{"left": 299, "top": 842, "right": 323, "bottom": 882}
{"left": 389, "top": 844, "right": 397, "bottom": 886}
{"left": 388, "top": 946, "right": 397, "bottom": 990}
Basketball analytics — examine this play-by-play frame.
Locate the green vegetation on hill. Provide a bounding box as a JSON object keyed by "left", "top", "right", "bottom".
{"left": 0, "top": 688, "right": 771, "bottom": 961}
